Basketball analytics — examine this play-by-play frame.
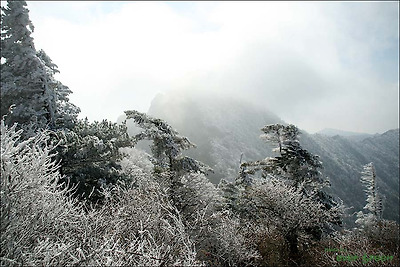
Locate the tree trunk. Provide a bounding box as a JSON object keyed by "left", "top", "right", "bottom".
{"left": 286, "top": 229, "right": 301, "bottom": 266}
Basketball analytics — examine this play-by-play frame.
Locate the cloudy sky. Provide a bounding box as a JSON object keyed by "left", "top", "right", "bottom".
{"left": 25, "top": 1, "right": 398, "bottom": 134}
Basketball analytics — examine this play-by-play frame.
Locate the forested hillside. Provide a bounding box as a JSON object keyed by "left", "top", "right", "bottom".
{"left": 1, "top": 1, "right": 399, "bottom": 266}
{"left": 300, "top": 130, "right": 400, "bottom": 223}
{"left": 144, "top": 89, "right": 400, "bottom": 224}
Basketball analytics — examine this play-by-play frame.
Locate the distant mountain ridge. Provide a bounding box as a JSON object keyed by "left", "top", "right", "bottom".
{"left": 124, "top": 90, "right": 399, "bottom": 225}
{"left": 317, "top": 128, "right": 373, "bottom": 137}
{"left": 317, "top": 128, "right": 377, "bottom": 142}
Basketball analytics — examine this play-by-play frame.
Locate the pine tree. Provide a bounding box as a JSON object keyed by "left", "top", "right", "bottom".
{"left": 1, "top": 1, "right": 79, "bottom": 135}
{"left": 1, "top": 0, "right": 49, "bottom": 128}
{"left": 259, "top": 124, "right": 323, "bottom": 187}
{"left": 222, "top": 123, "right": 342, "bottom": 265}
{"left": 36, "top": 49, "right": 80, "bottom": 129}
{"left": 124, "top": 110, "right": 211, "bottom": 175}
{"left": 54, "top": 118, "right": 134, "bottom": 204}
{"left": 124, "top": 110, "right": 212, "bottom": 213}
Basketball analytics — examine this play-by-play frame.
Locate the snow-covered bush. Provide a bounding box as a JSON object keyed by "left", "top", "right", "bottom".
{"left": 304, "top": 228, "right": 399, "bottom": 267}
{"left": 219, "top": 176, "right": 343, "bottom": 265}
{"left": 1, "top": 121, "right": 202, "bottom": 266}
{"left": 1, "top": 120, "right": 86, "bottom": 265}
{"left": 202, "top": 212, "right": 261, "bottom": 266}
{"left": 249, "top": 179, "right": 341, "bottom": 236}
{"left": 167, "top": 173, "right": 260, "bottom": 266}
{"left": 118, "top": 146, "right": 155, "bottom": 189}
{"left": 175, "top": 172, "right": 221, "bottom": 219}
{"left": 87, "top": 182, "right": 201, "bottom": 266}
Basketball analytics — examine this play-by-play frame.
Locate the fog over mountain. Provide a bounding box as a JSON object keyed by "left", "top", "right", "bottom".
{"left": 148, "top": 90, "right": 285, "bottom": 182}
{"left": 121, "top": 89, "right": 399, "bottom": 225}
{"left": 28, "top": 2, "right": 398, "bottom": 134}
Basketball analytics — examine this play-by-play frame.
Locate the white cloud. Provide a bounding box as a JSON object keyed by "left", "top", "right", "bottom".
{"left": 26, "top": 1, "right": 398, "bottom": 133}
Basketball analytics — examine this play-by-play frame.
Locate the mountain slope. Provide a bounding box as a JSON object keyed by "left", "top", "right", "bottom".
{"left": 299, "top": 131, "right": 399, "bottom": 223}
{"left": 148, "top": 91, "right": 283, "bottom": 183}
{"left": 130, "top": 90, "right": 399, "bottom": 224}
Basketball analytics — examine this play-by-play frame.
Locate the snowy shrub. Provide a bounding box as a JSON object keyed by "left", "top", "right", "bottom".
{"left": 118, "top": 146, "right": 154, "bottom": 189}
{"left": 119, "top": 147, "right": 154, "bottom": 175}
{"left": 176, "top": 172, "right": 221, "bottom": 219}
{"left": 86, "top": 183, "right": 202, "bottom": 266}
{"left": 1, "top": 120, "right": 86, "bottom": 265}
{"left": 205, "top": 213, "right": 261, "bottom": 266}
{"left": 0, "top": 121, "right": 202, "bottom": 266}
{"left": 220, "top": 176, "right": 344, "bottom": 265}
{"left": 165, "top": 173, "right": 261, "bottom": 265}
{"left": 250, "top": 179, "right": 341, "bottom": 236}
{"left": 304, "top": 228, "right": 399, "bottom": 267}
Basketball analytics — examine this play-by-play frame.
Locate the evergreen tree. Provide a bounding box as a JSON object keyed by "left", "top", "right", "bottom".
{"left": 222, "top": 123, "right": 342, "bottom": 265}
{"left": 124, "top": 110, "right": 211, "bottom": 175}
{"left": 248, "top": 124, "right": 324, "bottom": 188}
{"left": 54, "top": 118, "right": 134, "bottom": 204}
{"left": 124, "top": 110, "right": 212, "bottom": 212}
{"left": 1, "top": 1, "right": 79, "bottom": 135}
{"left": 36, "top": 49, "right": 80, "bottom": 129}
{"left": 242, "top": 124, "right": 338, "bottom": 209}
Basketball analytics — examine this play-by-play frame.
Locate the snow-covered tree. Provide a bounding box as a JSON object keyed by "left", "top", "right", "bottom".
{"left": 124, "top": 110, "right": 212, "bottom": 210}
{"left": 53, "top": 118, "right": 134, "bottom": 203}
{"left": 218, "top": 178, "right": 241, "bottom": 212}
{"left": 237, "top": 124, "right": 340, "bottom": 213}
{"left": 256, "top": 179, "right": 341, "bottom": 260}
{"left": 1, "top": 1, "right": 79, "bottom": 136}
{"left": 260, "top": 124, "right": 298, "bottom": 153}
{"left": 221, "top": 123, "right": 343, "bottom": 265}
{"left": 124, "top": 110, "right": 211, "bottom": 174}
{"left": 356, "top": 162, "right": 383, "bottom": 228}
{"left": 36, "top": 49, "right": 80, "bottom": 129}
{"left": 124, "top": 110, "right": 233, "bottom": 262}
{"left": 243, "top": 124, "right": 324, "bottom": 188}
